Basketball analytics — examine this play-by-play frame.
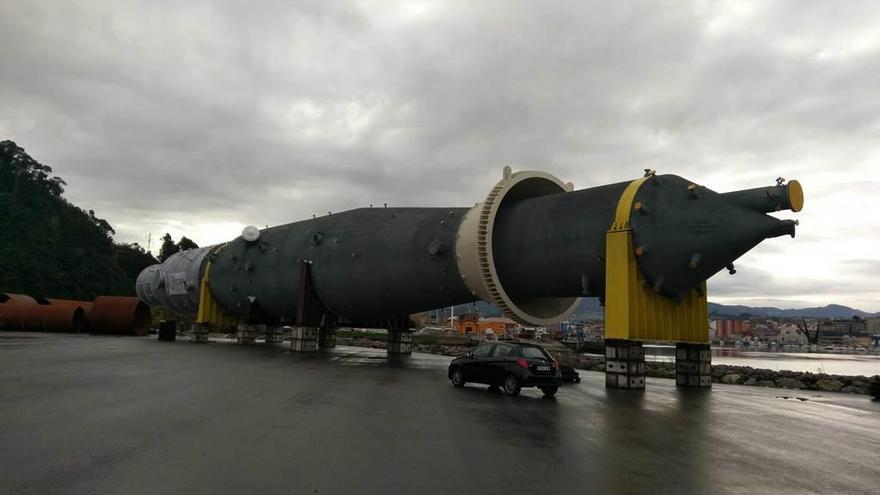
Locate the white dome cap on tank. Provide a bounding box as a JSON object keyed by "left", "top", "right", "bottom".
{"left": 241, "top": 225, "right": 261, "bottom": 242}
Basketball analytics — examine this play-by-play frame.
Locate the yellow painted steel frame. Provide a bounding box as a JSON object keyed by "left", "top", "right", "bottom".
{"left": 605, "top": 178, "right": 709, "bottom": 343}
{"left": 196, "top": 256, "right": 239, "bottom": 326}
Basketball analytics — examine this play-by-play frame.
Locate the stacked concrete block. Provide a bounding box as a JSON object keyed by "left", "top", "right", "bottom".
{"left": 264, "top": 326, "right": 284, "bottom": 344}
{"left": 675, "top": 342, "right": 712, "bottom": 388}
{"left": 290, "top": 326, "right": 319, "bottom": 352}
{"left": 605, "top": 339, "right": 645, "bottom": 389}
{"left": 236, "top": 324, "right": 264, "bottom": 345}
{"left": 318, "top": 327, "right": 336, "bottom": 348}
{"left": 386, "top": 330, "right": 413, "bottom": 355}
{"left": 190, "top": 323, "right": 210, "bottom": 343}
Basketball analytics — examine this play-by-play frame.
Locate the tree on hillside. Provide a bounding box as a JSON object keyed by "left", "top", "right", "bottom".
{"left": 0, "top": 140, "right": 66, "bottom": 197}
{"left": 115, "top": 243, "right": 158, "bottom": 282}
{"left": 88, "top": 209, "right": 115, "bottom": 237}
{"left": 157, "top": 234, "right": 200, "bottom": 261}
{"left": 0, "top": 140, "right": 155, "bottom": 299}
{"left": 176, "top": 236, "right": 199, "bottom": 251}
{"left": 158, "top": 233, "right": 179, "bottom": 262}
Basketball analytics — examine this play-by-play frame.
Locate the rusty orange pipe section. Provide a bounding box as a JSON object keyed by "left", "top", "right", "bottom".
{"left": 0, "top": 303, "right": 86, "bottom": 332}
{"left": 0, "top": 294, "right": 149, "bottom": 335}
{"left": 90, "top": 296, "right": 151, "bottom": 336}
{"left": 47, "top": 299, "right": 94, "bottom": 328}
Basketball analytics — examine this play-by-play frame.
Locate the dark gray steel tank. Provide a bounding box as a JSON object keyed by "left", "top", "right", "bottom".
{"left": 492, "top": 175, "right": 800, "bottom": 301}
{"left": 136, "top": 169, "right": 803, "bottom": 326}
{"left": 208, "top": 207, "right": 474, "bottom": 323}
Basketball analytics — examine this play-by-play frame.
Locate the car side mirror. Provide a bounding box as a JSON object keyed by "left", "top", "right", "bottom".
{"left": 465, "top": 352, "right": 474, "bottom": 358}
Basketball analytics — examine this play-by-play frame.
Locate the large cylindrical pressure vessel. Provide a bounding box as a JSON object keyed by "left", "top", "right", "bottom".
{"left": 136, "top": 169, "right": 803, "bottom": 326}
{"left": 208, "top": 207, "right": 474, "bottom": 322}
{"left": 136, "top": 247, "right": 213, "bottom": 313}
{"left": 491, "top": 181, "right": 630, "bottom": 301}
{"left": 491, "top": 174, "right": 801, "bottom": 302}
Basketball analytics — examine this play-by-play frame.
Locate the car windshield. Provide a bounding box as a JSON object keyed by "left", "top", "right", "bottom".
{"left": 472, "top": 345, "right": 492, "bottom": 358}
{"left": 518, "top": 346, "right": 549, "bottom": 360}
{"left": 492, "top": 345, "right": 513, "bottom": 357}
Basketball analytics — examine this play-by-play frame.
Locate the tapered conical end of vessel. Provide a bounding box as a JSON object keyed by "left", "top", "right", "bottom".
{"left": 629, "top": 175, "right": 803, "bottom": 298}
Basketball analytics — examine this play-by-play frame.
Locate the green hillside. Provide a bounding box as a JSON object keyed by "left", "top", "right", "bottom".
{"left": 0, "top": 140, "right": 157, "bottom": 299}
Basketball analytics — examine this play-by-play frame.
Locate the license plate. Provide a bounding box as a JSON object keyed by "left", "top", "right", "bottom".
{"left": 537, "top": 365, "right": 551, "bottom": 371}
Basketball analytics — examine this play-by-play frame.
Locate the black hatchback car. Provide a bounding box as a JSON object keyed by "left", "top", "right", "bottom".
{"left": 448, "top": 342, "right": 562, "bottom": 397}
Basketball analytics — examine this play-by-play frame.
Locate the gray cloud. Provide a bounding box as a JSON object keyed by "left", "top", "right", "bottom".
{"left": 2, "top": 1, "right": 878, "bottom": 310}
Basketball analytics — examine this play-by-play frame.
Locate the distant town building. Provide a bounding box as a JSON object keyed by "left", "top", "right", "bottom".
{"left": 819, "top": 318, "right": 868, "bottom": 336}
{"left": 817, "top": 318, "right": 869, "bottom": 347}
{"left": 479, "top": 317, "right": 519, "bottom": 338}
{"left": 711, "top": 319, "right": 750, "bottom": 340}
{"left": 817, "top": 331, "right": 847, "bottom": 347}
{"left": 452, "top": 314, "right": 517, "bottom": 339}
{"left": 748, "top": 320, "right": 780, "bottom": 341}
{"left": 585, "top": 323, "right": 605, "bottom": 340}
{"left": 453, "top": 312, "right": 479, "bottom": 335}
{"left": 778, "top": 324, "right": 808, "bottom": 345}
{"left": 547, "top": 321, "right": 584, "bottom": 339}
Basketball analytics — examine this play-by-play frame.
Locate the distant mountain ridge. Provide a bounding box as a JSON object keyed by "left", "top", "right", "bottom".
{"left": 445, "top": 299, "right": 878, "bottom": 321}
{"left": 706, "top": 302, "right": 878, "bottom": 319}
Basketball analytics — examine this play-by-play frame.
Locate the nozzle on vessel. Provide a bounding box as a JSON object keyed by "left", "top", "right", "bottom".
{"left": 721, "top": 179, "right": 804, "bottom": 213}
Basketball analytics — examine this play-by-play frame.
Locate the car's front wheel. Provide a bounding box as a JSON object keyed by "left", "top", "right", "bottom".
{"left": 450, "top": 367, "right": 465, "bottom": 388}
{"left": 503, "top": 374, "right": 521, "bottom": 396}
{"left": 540, "top": 386, "right": 558, "bottom": 397}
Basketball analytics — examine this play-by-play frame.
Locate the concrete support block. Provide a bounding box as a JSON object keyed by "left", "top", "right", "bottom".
{"left": 236, "top": 324, "right": 264, "bottom": 345}
{"left": 387, "top": 330, "right": 413, "bottom": 355}
{"left": 264, "top": 326, "right": 284, "bottom": 344}
{"left": 190, "top": 323, "right": 210, "bottom": 343}
{"left": 675, "top": 342, "right": 712, "bottom": 388}
{"left": 605, "top": 339, "right": 645, "bottom": 389}
{"left": 319, "top": 327, "right": 336, "bottom": 349}
{"left": 290, "top": 326, "right": 319, "bottom": 352}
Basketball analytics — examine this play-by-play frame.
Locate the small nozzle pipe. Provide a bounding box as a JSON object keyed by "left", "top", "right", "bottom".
{"left": 722, "top": 180, "right": 804, "bottom": 213}
{"left": 775, "top": 219, "right": 798, "bottom": 238}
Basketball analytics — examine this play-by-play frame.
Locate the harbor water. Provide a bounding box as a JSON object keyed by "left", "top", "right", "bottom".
{"left": 644, "top": 346, "right": 880, "bottom": 376}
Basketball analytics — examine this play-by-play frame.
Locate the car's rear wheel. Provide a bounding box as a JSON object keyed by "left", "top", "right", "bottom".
{"left": 450, "top": 367, "right": 465, "bottom": 387}
{"left": 503, "top": 374, "right": 521, "bottom": 396}
{"left": 540, "top": 386, "right": 558, "bottom": 397}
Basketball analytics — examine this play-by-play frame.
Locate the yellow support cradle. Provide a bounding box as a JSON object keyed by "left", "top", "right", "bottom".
{"left": 195, "top": 259, "right": 239, "bottom": 326}
{"left": 604, "top": 178, "right": 709, "bottom": 343}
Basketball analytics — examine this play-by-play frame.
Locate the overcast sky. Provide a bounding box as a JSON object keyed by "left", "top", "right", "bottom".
{"left": 2, "top": 1, "right": 878, "bottom": 311}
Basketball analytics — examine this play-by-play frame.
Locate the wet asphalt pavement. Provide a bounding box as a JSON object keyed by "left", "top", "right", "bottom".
{"left": 1, "top": 332, "right": 878, "bottom": 495}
